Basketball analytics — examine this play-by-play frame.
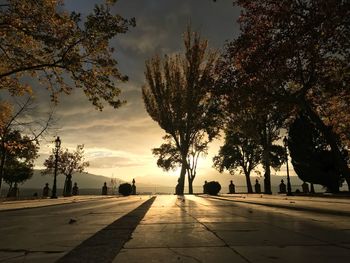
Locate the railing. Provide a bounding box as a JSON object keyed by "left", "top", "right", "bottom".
{"left": 1, "top": 184, "right": 348, "bottom": 198}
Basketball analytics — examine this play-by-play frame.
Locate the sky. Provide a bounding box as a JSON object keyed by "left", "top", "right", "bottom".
{"left": 32, "top": 0, "right": 297, "bottom": 187}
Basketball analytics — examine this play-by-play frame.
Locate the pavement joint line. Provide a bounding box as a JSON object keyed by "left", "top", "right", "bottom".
{"left": 0, "top": 248, "right": 64, "bottom": 254}
{"left": 0, "top": 255, "right": 24, "bottom": 263}
{"left": 55, "top": 196, "right": 156, "bottom": 263}
{"left": 114, "top": 245, "right": 228, "bottom": 249}
{"left": 0, "top": 196, "right": 140, "bottom": 213}
{"left": 0, "top": 197, "right": 115, "bottom": 213}
{"left": 202, "top": 195, "right": 350, "bottom": 251}
{"left": 167, "top": 247, "right": 202, "bottom": 263}
{"left": 216, "top": 194, "right": 350, "bottom": 204}
{"left": 175, "top": 197, "right": 253, "bottom": 263}
{"left": 254, "top": 213, "right": 350, "bottom": 249}
{"left": 0, "top": 249, "right": 65, "bottom": 263}
{"left": 204, "top": 195, "right": 350, "bottom": 217}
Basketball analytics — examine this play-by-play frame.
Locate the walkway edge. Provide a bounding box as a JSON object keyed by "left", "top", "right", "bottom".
{"left": 203, "top": 195, "right": 350, "bottom": 217}
{"left": 0, "top": 196, "right": 116, "bottom": 213}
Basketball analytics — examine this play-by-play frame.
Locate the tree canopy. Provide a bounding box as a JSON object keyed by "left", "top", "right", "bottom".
{"left": 143, "top": 27, "right": 220, "bottom": 194}
{"left": 0, "top": 0, "right": 135, "bottom": 109}
{"left": 0, "top": 96, "right": 52, "bottom": 190}
{"left": 43, "top": 144, "right": 89, "bottom": 196}
{"left": 2, "top": 130, "right": 39, "bottom": 189}
{"left": 288, "top": 114, "right": 344, "bottom": 193}
{"left": 214, "top": 129, "right": 262, "bottom": 193}
{"left": 216, "top": 0, "right": 350, "bottom": 190}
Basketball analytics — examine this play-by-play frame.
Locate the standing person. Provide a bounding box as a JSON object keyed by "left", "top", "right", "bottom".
{"left": 229, "top": 180, "right": 235, "bottom": 194}
{"left": 254, "top": 179, "right": 261, "bottom": 194}
{"left": 42, "top": 183, "right": 50, "bottom": 197}
{"left": 279, "top": 179, "right": 286, "bottom": 193}
{"left": 132, "top": 179, "right": 136, "bottom": 195}
{"left": 102, "top": 182, "right": 108, "bottom": 195}
{"left": 72, "top": 182, "right": 79, "bottom": 195}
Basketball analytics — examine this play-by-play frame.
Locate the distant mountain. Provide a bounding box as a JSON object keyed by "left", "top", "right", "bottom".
{"left": 18, "top": 170, "right": 120, "bottom": 189}
{"left": 15, "top": 169, "right": 315, "bottom": 191}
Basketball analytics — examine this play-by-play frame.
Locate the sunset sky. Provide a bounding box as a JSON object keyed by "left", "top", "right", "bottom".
{"left": 33, "top": 0, "right": 296, "bottom": 187}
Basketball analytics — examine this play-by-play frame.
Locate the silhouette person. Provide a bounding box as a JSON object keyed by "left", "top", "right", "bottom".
{"left": 175, "top": 178, "right": 181, "bottom": 195}
{"left": 203, "top": 180, "right": 208, "bottom": 194}
{"left": 132, "top": 178, "right": 136, "bottom": 195}
{"left": 72, "top": 182, "right": 79, "bottom": 195}
{"left": 42, "top": 183, "right": 50, "bottom": 197}
{"left": 102, "top": 182, "right": 108, "bottom": 195}
{"left": 302, "top": 181, "right": 309, "bottom": 193}
{"left": 279, "top": 179, "right": 286, "bottom": 194}
{"left": 229, "top": 180, "right": 235, "bottom": 194}
{"left": 254, "top": 179, "right": 261, "bottom": 194}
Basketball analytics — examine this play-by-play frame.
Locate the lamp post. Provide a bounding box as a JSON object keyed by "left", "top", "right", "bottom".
{"left": 51, "top": 136, "right": 61, "bottom": 199}
{"left": 283, "top": 136, "right": 292, "bottom": 196}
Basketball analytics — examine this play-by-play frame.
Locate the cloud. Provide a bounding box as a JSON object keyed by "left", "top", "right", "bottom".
{"left": 86, "top": 147, "right": 154, "bottom": 171}
{"left": 89, "top": 156, "right": 144, "bottom": 169}
{"left": 30, "top": 0, "right": 243, "bottom": 185}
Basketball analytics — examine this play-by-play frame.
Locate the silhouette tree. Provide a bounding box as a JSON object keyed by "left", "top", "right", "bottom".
{"left": 214, "top": 129, "right": 262, "bottom": 193}
{"left": 143, "top": 27, "right": 220, "bottom": 194}
{"left": 247, "top": 113, "right": 285, "bottom": 194}
{"left": 0, "top": 0, "right": 135, "bottom": 109}
{"left": 153, "top": 134, "right": 208, "bottom": 194}
{"left": 218, "top": 0, "right": 350, "bottom": 189}
{"left": 288, "top": 114, "right": 345, "bottom": 193}
{"left": 152, "top": 136, "right": 182, "bottom": 172}
{"left": 2, "top": 130, "right": 39, "bottom": 195}
{"left": 185, "top": 133, "right": 209, "bottom": 194}
{"left": 43, "top": 145, "right": 89, "bottom": 196}
{"left": 213, "top": 69, "right": 286, "bottom": 194}
{"left": 0, "top": 96, "right": 53, "bottom": 190}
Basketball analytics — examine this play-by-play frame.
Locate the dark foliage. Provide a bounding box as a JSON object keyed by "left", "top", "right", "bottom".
{"left": 118, "top": 183, "right": 132, "bottom": 196}
{"left": 2, "top": 130, "right": 38, "bottom": 187}
{"left": 205, "top": 181, "right": 221, "bottom": 195}
{"left": 288, "top": 114, "right": 344, "bottom": 193}
{"left": 142, "top": 28, "right": 220, "bottom": 194}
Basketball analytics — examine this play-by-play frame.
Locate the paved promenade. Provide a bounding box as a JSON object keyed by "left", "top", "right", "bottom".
{"left": 0, "top": 195, "right": 114, "bottom": 211}
{"left": 209, "top": 193, "right": 350, "bottom": 216}
{"left": 1, "top": 194, "right": 350, "bottom": 262}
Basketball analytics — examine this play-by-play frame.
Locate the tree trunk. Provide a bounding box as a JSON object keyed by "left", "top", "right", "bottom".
{"left": 262, "top": 124, "right": 272, "bottom": 194}
{"left": 176, "top": 164, "right": 186, "bottom": 195}
{"left": 188, "top": 174, "right": 194, "bottom": 194}
{"left": 302, "top": 101, "right": 350, "bottom": 191}
{"left": 263, "top": 165, "right": 272, "bottom": 194}
{"left": 245, "top": 173, "right": 253, "bottom": 193}
{"left": 310, "top": 183, "right": 315, "bottom": 194}
{"left": 7, "top": 182, "right": 13, "bottom": 197}
{"left": 0, "top": 148, "right": 6, "bottom": 193}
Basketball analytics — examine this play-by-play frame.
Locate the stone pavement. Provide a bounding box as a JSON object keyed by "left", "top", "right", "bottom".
{"left": 113, "top": 195, "right": 350, "bottom": 263}
{"left": 0, "top": 196, "right": 152, "bottom": 263}
{"left": 1, "top": 194, "right": 350, "bottom": 262}
{"left": 208, "top": 193, "right": 350, "bottom": 216}
{"left": 0, "top": 195, "right": 115, "bottom": 211}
